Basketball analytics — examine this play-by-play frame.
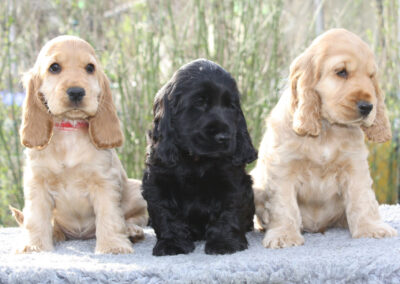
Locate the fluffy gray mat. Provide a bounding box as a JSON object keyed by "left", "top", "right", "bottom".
{"left": 1, "top": 205, "right": 400, "bottom": 284}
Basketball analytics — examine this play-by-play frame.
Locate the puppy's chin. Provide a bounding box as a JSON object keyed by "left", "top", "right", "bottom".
{"left": 361, "top": 115, "right": 375, "bottom": 128}
{"left": 359, "top": 120, "right": 372, "bottom": 128}
{"left": 341, "top": 116, "right": 374, "bottom": 128}
{"left": 323, "top": 112, "right": 373, "bottom": 128}
{"left": 188, "top": 142, "right": 236, "bottom": 159}
{"left": 56, "top": 109, "right": 93, "bottom": 120}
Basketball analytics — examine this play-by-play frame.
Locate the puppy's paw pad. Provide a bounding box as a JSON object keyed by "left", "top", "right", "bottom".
{"left": 353, "top": 223, "right": 398, "bottom": 239}
{"left": 205, "top": 240, "right": 247, "bottom": 255}
{"left": 153, "top": 239, "right": 194, "bottom": 256}
{"left": 262, "top": 230, "right": 304, "bottom": 249}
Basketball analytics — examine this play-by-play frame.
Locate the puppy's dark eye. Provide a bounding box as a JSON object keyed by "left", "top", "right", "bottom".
{"left": 49, "top": 63, "right": 61, "bottom": 74}
{"left": 223, "top": 100, "right": 236, "bottom": 109}
{"left": 225, "top": 98, "right": 236, "bottom": 109}
{"left": 195, "top": 96, "right": 207, "bottom": 109}
{"left": 221, "top": 92, "right": 235, "bottom": 109}
{"left": 85, "top": 63, "right": 95, "bottom": 74}
{"left": 336, "top": 69, "right": 348, "bottom": 79}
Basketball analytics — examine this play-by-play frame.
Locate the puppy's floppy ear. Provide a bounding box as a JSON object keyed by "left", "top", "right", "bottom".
{"left": 290, "top": 51, "right": 322, "bottom": 136}
{"left": 150, "top": 83, "right": 179, "bottom": 166}
{"left": 232, "top": 106, "right": 257, "bottom": 166}
{"left": 361, "top": 76, "right": 392, "bottom": 143}
{"left": 20, "top": 70, "right": 53, "bottom": 149}
{"left": 88, "top": 70, "right": 124, "bottom": 149}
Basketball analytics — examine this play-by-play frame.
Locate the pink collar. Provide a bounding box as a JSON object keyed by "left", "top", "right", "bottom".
{"left": 54, "top": 120, "right": 89, "bottom": 131}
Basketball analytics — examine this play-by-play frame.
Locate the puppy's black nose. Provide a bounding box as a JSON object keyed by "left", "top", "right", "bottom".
{"left": 215, "top": 133, "right": 230, "bottom": 144}
{"left": 67, "top": 87, "right": 85, "bottom": 103}
{"left": 357, "top": 101, "right": 373, "bottom": 116}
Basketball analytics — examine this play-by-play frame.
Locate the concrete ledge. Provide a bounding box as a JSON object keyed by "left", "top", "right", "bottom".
{"left": 1, "top": 205, "right": 400, "bottom": 283}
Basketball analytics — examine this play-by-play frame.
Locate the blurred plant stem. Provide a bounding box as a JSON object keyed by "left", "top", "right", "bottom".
{"left": 0, "top": 0, "right": 399, "bottom": 226}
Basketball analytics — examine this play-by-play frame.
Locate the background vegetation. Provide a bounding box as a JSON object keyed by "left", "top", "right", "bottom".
{"left": 0, "top": 0, "right": 399, "bottom": 226}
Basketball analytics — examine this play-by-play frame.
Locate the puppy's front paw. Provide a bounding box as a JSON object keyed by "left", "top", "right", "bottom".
{"left": 127, "top": 223, "right": 144, "bottom": 243}
{"left": 205, "top": 238, "right": 247, "bottom": 255}
{"left": 263, "top": 228, "right": 304, "bottom": 249}
{"left": 352, "top": 222, "right": 398, "bottom": 239}
{"left": 95, "top": 239, "right": 133, "bottom": 254}
{"left": 153, "top": 239, "right": 194, "bottom": 256}
{"left": 16, "top": 242, "right": 53, "bottom": 253}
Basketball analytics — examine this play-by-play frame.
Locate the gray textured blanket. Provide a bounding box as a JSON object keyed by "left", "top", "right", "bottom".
{"left": 0, "top": 205, "right": 399, "bottom": 284}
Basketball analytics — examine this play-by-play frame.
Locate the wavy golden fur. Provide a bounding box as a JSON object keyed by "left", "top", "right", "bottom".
{"left": 15, "top": 35, "right": 147, "bottom": 254}
{"left": 251, "top": 29, "right": 397, "bottom": 249}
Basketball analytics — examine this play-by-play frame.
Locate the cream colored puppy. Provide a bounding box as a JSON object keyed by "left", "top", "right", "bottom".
{"left": 14, "top": 35, "right": 147, "bottom": 254}
{"left": 252, "top": 29, "right": 397, "bottom": 249}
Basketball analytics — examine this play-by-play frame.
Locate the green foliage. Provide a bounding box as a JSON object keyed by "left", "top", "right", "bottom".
{"left": 0, "top": 101, "right": 23, "bottom": 227}
{"left": 0, "top": 0, "right": 399, "bottom": 226}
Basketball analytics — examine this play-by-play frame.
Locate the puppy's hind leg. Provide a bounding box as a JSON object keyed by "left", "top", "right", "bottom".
{"left": 52, "top": 220, "right": 66, "bottom": 242}
{"left": 126, "top": 218, "right": 145, "bottom": 242}
{"left": 121, "top": 178, "right": 148, "bottom": 242}
{"left": 121, "top": 178, "right": 149, "bottom": 227}
{"left": 253, "top": 186, "right": 269, "bottom": 231}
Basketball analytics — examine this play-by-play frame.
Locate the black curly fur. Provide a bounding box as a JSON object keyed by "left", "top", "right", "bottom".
{"left": 142, "top": 59, "right": 257, "bottom": 256}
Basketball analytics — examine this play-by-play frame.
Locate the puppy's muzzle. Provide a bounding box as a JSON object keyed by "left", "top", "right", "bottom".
{"left": 215, "top": 132, "right": 230, "bottom": 144}
{"left": 357, "top": 100, "right": 373, "bottom": 116}
{"left": 67, "top": 87, "right": 86, "bottom": 104}
{"left": 205, "top": 120, "right": 230, "bottom": 144}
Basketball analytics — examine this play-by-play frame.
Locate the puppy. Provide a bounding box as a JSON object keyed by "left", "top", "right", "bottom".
{"left": 251, "top": 29, "right": 397, "bottom": 249}
{"left": 15, "top": 35, "right": 147, "bottom": 254}
{"left": 142, "top": 59, "right": 257, "bottom": 256}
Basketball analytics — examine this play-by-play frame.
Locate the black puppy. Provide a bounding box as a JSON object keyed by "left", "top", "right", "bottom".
{"left": 142, "top": 59, "right": 257, "bottom": 256}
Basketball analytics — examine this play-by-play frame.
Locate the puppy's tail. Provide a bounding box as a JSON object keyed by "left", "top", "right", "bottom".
{"left": 9, "top": 205, "right": 24, "bottom": 226}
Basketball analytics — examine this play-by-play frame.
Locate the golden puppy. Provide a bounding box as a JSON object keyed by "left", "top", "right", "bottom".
{"left": 14, "top": 35, "right": 147, "bottom": 254}
{"left": 251, "top": 29, "right": 397, "bottom": 248}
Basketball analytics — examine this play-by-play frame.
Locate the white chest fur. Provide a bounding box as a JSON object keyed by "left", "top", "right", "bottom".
{"left": 24, "top": 128, "right": 117, "bottom": 238}
{"left": 269, "top": 123, "right": 368, "bottom": 232}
